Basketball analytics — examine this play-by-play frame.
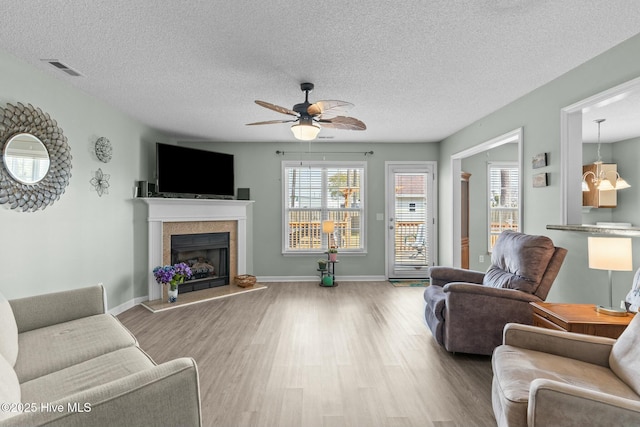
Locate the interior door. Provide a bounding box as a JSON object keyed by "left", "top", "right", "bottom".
{"left": 386, "top": 162, "right": 436, "bottom": 279}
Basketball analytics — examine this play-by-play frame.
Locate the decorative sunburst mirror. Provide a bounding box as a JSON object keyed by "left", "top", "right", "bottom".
{"left": 0, "top": 103, "right": 72, "bottom": 212}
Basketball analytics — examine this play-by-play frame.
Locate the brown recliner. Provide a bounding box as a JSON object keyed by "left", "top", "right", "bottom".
{"left": 424, "top": 230, "right": 567, "bottom": 355}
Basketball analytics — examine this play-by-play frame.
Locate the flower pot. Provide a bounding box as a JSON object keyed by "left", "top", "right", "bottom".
{"left": 168, "top": 286, "right": 178, "bottom": 303}
{"left": 322, "top": 275, "right": 334, "bottom": 286}
{"left": 329, "top": 253, "right": 337, "bottom": 262}
{"left": 318, "top": 262, "right": 327, "bottom": 271}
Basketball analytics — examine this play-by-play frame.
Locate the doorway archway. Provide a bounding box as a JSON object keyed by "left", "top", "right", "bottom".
{"left": 450, "top": 128, "right": 523, "bottom": 267}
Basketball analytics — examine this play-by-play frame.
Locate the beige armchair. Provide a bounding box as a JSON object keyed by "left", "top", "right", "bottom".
{"left": 492, "top": 315, "right": 640, "bottom": 427}
{"left": 424, "top": 230, "right": 567, "bottom": 355}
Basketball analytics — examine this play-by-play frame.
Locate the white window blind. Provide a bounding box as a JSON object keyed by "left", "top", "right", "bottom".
{"left": 283, "top": 161, "right": 366, "bottom": 253}
{"left": 488, "top": 162, "right": 519, "bottom": 250}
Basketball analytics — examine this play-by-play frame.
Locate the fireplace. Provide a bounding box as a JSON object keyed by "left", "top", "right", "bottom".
{"left": 171, "top": 232, "right": 230, "bottom": 292}
{"left": 140, "top": 198, "right": 253, "bottom": 302}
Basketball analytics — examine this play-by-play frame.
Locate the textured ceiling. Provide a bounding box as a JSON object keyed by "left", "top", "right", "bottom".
{"left": 1, "top": 1, "right": 640, "bottom": 144}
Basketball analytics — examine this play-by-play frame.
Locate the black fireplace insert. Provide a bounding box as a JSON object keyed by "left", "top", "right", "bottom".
{"left": 170, "top": 232, "right": 230, "bottom": 293}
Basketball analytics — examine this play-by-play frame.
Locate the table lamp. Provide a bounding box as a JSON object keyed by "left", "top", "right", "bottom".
{"left": 322, "top": 220, "right": 335, "bottom": 251}
{"left": 588, "top": 236, "right": 633, "bottom": 316}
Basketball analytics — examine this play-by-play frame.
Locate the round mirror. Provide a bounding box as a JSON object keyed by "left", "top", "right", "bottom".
{"left": 3, "top": 133, "right": 50, "bottom": 184}
{"left": 0, "top": 102, "right": 72, "bottom": 212}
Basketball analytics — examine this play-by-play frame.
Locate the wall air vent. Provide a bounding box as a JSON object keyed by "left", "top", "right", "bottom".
{"left": 42, "top": 60, "right": 83, "bottom": 77}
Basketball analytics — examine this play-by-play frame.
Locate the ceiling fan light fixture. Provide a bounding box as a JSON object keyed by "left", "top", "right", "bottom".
{"left": 249, "top": 83, "right": 365, "bottom": 140}
{"left": 291, "top": 122, "right": 320, "bottom": 141}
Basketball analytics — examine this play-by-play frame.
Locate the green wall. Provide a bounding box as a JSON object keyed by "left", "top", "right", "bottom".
{"left": 174, "top": 141, "right": 439, "bottom": 278}
{"left": 610, "top": 136, "right": 640, "bottom": 226}
{"left": 0, "top": 50, "right": 170, "bottom": 309}
{"left": 439, "top": 32, "right": 640, "bottom": 306}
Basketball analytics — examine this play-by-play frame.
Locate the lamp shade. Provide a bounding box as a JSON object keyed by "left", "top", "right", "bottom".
{"left": 581, "top": 178, "right": 590, "bottom": 192}
{"left": 615, "top": 176, "right": 631, "bottom": 190}
{"left": 291, "top": 123, "right": 320, "bottom": 141}
{"left": 322, "top": 220, "right": 335, "bottom": 234}
{"left": 597, "top": 179, "right": 615, "bottom": 191}
{"left": 588, "top": 237, "right": 633, "bottom": 271}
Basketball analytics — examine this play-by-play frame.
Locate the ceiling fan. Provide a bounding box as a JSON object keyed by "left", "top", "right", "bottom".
{"left": 246, "top": 82, "right": 366, "bottom": 141}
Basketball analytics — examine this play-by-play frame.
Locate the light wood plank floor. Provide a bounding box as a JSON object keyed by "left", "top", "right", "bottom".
{"left": 118, "top": 281, "right": 495, "bottom": 427}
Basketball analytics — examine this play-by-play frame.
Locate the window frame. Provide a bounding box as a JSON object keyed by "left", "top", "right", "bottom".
{"left": 281, "top": 160, "right": 367, "bottom": 255}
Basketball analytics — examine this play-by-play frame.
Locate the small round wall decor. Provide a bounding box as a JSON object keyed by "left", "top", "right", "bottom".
{"left": 94, "top": 137, "right": 112, "bottom": 163}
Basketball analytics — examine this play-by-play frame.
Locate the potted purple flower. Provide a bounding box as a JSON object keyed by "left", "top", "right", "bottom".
{"left": 152, "top": 262, "right": 193, "bottom": 303}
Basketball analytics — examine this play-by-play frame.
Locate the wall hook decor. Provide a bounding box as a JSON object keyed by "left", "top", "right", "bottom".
{"left": 90, "top": 168, "right": 110, "bottom": 196}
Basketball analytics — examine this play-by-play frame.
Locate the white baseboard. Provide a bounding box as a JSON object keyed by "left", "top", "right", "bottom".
{"left": 109, "top": 296, "right": 148, "bottom": 315}
{"left": 256, "top": 276, "right": 318, "bottom": 283}
{"left": 256, "top": 275, "right": 387, "bottom": 282}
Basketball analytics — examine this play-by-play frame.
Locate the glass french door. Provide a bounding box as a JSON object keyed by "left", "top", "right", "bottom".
{"left": 386, "top": 162, "right": 436, "bottom": 279}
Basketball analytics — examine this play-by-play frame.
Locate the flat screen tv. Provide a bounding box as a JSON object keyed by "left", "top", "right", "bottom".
{"left": 156, "top": 143, "right": 234, "bottom": 198}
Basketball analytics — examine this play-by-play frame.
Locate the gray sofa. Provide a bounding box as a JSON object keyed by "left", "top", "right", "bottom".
{"left": 424, "top": 230, "right": 567, "bottom": 355}
{"left": 0, "top": 285, "right": 201, "bottom": 427}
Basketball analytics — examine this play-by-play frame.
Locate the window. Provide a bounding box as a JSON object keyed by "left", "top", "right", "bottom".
{"left": 488, "top": 162, "right": 519, "bottom": 251}
{"left": 283, "top": 161, "right": 366, "bottom": 254}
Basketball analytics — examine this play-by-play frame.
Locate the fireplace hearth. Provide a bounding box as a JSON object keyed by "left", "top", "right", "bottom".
{"left": 171, "top": 232, "right": 230, "bottom": 293}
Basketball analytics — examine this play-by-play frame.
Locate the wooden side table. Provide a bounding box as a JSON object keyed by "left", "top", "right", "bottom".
{"left": 531, "top": 302, "right": 634, "bottom": 339}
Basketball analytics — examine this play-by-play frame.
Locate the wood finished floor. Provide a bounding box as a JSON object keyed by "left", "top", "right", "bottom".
{"left": 118, "top": 281, "right": 495, "bottom": 427}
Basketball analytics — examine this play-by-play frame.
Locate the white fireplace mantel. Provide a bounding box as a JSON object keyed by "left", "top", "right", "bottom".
{"left": 140, "top": 198, "right": 254, "bottom": 301}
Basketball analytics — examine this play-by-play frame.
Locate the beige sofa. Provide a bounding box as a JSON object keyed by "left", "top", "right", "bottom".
{"left": 0, "top": 285, "right": 201, "bottom": 427}
{"left": 492, "top": 315, "right": 640, "bottom": 427}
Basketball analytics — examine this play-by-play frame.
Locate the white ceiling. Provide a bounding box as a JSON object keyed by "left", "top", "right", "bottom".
{"left": 1, "top": 1, "right": 640, "bottom": 144}
{"left": 582, "top": 89, "right": 640, "bottom": 143}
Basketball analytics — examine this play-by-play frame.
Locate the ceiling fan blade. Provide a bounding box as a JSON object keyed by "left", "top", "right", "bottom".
{"left": 307, "top": 100, "right": 354, "bottom": 117}
{"left": 318, "top": 116, "right": 366, "bottom": 131}
{"left": 246, "top": 119, "right": 296, "bottom": 126}
{"left": 255, "top": 100, "right": 299, "bottom": 117}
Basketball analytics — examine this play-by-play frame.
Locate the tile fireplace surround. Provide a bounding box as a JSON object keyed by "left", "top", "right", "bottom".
{"left": 140, "top": 198, "right": 254, "bottom": 303}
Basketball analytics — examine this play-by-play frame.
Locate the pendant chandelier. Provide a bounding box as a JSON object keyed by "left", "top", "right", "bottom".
{"left": 581, "top": 119, "right": 631, "bottom": 192}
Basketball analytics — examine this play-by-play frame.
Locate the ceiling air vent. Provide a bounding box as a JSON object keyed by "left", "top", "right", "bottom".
{"left": 42, "top": 60, "right": 83, "bottom": 77}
